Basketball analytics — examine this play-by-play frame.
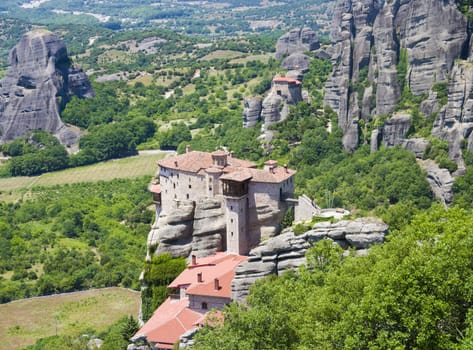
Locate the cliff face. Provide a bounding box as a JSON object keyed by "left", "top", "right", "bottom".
{"left": 147, "top": 198, "right": 226, "bottom": 259}
{"left": 324, "top": 0, "right": 470, "bottom": 160}
{"left": 232, "top": 217, "right": 388, "bottom": 302}
{"left": 0, "top": 30, "right": 94, "bottom": 146}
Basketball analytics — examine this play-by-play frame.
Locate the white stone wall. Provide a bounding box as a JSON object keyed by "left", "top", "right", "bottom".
{"left": 294, "top": 194, "right": 320, "bottom": 223}
{"left": 225, "top": 196, "right": 249, "bottom": 255}
{"left": 159, "top": 167, "right": 207, "bottom": 214}
{"left": 188, "top": 294, "right": 231, "bottom": 312}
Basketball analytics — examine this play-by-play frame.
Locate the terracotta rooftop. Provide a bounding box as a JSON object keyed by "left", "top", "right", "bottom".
{"left": 273, "top": 76, "right": 302, "bottom": 85}
{"left": 158, "top": 151, "right": 295, "bottom": 184}
{"left": 133, "top": 253, "right": 247, "bottom": 347}
{"left": 246, "top": 166, "right": 295, "bottom": 183}
{"left": 134, "top": 297, "right": 202, "bottom": 349}
{"left": 169, "top": 252, "right": 248, "bottom": 299}
{"left": 149, "top": 183, "right": 161, "bottom": 194}
{"left": 158, "top": 151, "right": 256, "bottom": 173}
{"left": 219, "top": 171, "right": 253, "bottom": 183}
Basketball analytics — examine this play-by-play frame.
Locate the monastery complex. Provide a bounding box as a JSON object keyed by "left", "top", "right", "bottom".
{"left": 151, "top": 147, "right": 296, "bottom": 255}
{"left": 134, "top": 149, "right": 322, "bottom": 349}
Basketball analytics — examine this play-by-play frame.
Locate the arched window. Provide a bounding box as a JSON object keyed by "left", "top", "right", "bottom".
{"left": 201, "top": 302, "right": 208, "bottom": 310}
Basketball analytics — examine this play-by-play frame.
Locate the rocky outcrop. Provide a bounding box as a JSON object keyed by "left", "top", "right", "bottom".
{"left": 324, "top": 0, "right": 380, "bottom": 151}
{"left": 432, "top": 61, "right": 473, "bottom": 170}
{"left": 260, "top": 76, "right": 304, "bottom": 142}
{"left": 191, "top": 198, "right": 226, "bottom": 257}
{"left": 260, "top": 92, "right": 287, "bottom": 142}
{"left": 281, "top": 53, "right": 311, "bottom": 72}
{"left": 394, "top": 0, "right": 467, "bottom": 95}
{"left": 150, "top": 200, "right": 195, "bottom": 258}
{"left": 324, "top": 0, "right": 469, "bottom": 154}
{"left": 148, "top": 198, "right": 226, "bottom": 259}
{"left": 275, "top": 28, "right": 319, "bottom": 59}
{"left": 232, "top": 217, "right": 388, "bottom": 302}
{"left": 382, "top": 113, "right": 411, "bottom": 147}
{"left": 0, "top": 30, "right": 94, "bottom": 145}
{"left": 402, "top": 137, "right": 430, "bottom": 158}
{"left": 242, "top": 96, "right": 262, "bottom": 128}
{"left": 418, "top": 159, "right": 454, "bottom": 206}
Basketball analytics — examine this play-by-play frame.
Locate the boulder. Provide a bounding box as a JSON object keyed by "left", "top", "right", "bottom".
{"left": 417, "top": 159, "right": 454, "bottom": 206}
{"left": 242, "top": 96, "right": 262, "bottom": 128}
{"left": 382, "top": 113, "right": 411, "bottom": 147}
{"left": 281, "top": 53, "right": 311, "bottom": 72}
{"left": 275, "top": 28, "right": 319, "bottom": 59}
{"left": 402, "top": 138, "right": 430, "bottom": 159}
{"left": 0, "top": 30, "right": 94, "bottom": 145}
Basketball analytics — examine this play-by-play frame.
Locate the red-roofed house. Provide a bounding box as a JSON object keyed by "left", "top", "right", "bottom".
{"left": 133, "top": 253, "right": 248, "bottom": 349}
{"left": 154, "top": 149, "right": 295, "bottom": 255}
{"left": 272, "top": 75, "right": 303, "bottom": 105}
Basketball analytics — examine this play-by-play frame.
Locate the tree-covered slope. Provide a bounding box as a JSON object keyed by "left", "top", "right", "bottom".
{"left": 193, "top": 205, "right": 473, "bottom": 349}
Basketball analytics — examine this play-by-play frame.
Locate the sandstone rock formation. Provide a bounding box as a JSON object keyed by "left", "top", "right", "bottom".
{"left": 242, "top": 96, "right": 262, "bottom": 128}
{"left": 260, "top": 76, "right": 304, "bottom": 142}
{"left": 0, "top": 30, "right": 94, "bottom": 146}
{"left": 324, "top": 0, "right": 468, "bottom": 154}
{"left": 232, "top": 217, "right": 388, "bottom": 302}
{"left": 148, "top": 198, "right": 226, "bottom": 259}
{"left": 281, "top": 53, "right": 311, "bottom": 72}
{"left": 275, "top": 28, "right": 319, "bottom": 59}
{"left": 149, "top": 194, "right": 290, "bottom": 260}
{"left": 432, "top": 61, "right": 473, "bottom": 171}
{"left": 402, "top": 138, "right": 430, "bottom": 159}
{"left": 418, "top": 159, "right": 454, "bottom": 206}
{"left": 382, "top": 113, "right": 411, "bottom": 147}
{"left": 260, "top": 91, "right": 287, "bottom": 142}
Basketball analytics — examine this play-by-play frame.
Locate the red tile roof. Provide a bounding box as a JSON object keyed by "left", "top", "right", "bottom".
{"left": 273, "top": 76, "right": 302, "bottom": 85}
{"left": 169, "top": 253, "right": 247, "bottom": 299}
{"left": 158, "top": 151, "right": 295, "bottom": 184}
{"left": 134, "top": 297, "right": 202, "bottom": 349}
{"left": 219, "top": 171, "right": 253, "bottom": 183}
{"left": 149, "top": 183, "right": 161, "bottom": 194}
{"left": 158, "top": 151, "right": 256, "bottom": 173}
{"left": 246, "top": 166, "right": 295, "bottom": 183}
{"left": 133, "top": 253, "right": 248, "bottom": 347}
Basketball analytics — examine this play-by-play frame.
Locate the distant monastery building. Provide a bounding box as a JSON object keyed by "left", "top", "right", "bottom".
{"left": 151, "top": 147, "right": 296, "bottom": 255}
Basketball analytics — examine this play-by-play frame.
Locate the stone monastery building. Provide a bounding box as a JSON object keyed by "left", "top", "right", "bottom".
{"left": 151, "top": 147, "right": 296, "bottom": 255}
{"left": 133, "top": 253, "right": 248, "bottom": 349}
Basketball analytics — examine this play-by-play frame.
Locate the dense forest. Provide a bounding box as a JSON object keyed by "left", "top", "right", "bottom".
{"left": 0, "top": 178, "right": 152, "bottom": 303}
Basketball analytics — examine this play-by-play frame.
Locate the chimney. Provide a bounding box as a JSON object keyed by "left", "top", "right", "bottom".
{"left": 229, "top": 151, "right": 234, "bottom": 158}
{"left": 214, "top": 278, "right": 220, "bottom": 290}
{"left": 197, "top": 272, "right": 203, "bottom": 283}
{"left": 264, "top": 160, "right": 278, "bottom": 172}
{"left": 174, "top": 160, "right": 178, "bottom": 167}
{"left": 191, "top": 255, "right": 197, "bottom": 266}
{"left": 186, "top": 144, "right": 190, "bottom": 153}
{"left": 284, "top": 164, "right": 288, "bottom": 173}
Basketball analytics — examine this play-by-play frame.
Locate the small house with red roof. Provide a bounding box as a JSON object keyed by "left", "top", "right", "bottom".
{"left": 132, "top": 253, "right": 248, "bottom": 350}
{"left": 151, "top": 148, "right": 295, "bottom": 256}
{"left": 272, "top": 75, "right": 303, "bottom": 105}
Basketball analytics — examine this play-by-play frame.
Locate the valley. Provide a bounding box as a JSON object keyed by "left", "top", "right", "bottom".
{"left": 1, "top": 0, "right": 473, "bottom": 349}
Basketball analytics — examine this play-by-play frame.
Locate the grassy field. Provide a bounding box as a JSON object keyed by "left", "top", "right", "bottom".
{"left": 229, "top": 53, "right": 273, "bottom": 64}
{"left": 0, "top": 152, "right": 170, "bottom": 202}
{"left": 0, "top": 287, "right": 141, "bottom": 350}
{"left": 200, "top": 50, "right": 245, "bottom": 61}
